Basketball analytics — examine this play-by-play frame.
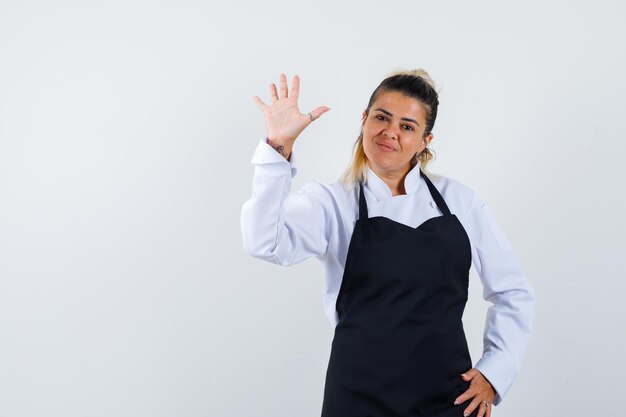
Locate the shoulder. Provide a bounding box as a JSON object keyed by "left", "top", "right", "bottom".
{"left": 295, "top": 179, "right": 359, "bottom": 224}
{"left": 423, "top": 171, "right": 477, "bottom": 216}
{"left": 297, "top": 178, "right": 357, "bottom": 202}
{"left": 292, "top": 179, "right": 355, "bottom": 213}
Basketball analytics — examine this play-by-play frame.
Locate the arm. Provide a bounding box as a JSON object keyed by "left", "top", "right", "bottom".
{"left": 464, "top": 191, "right": 536, "bottom": 406}
{"left": 240, "top": 137, "right": 334, "bottom": 265}
{"left": 242, "top": 73, "right": 332, "bottom": 265}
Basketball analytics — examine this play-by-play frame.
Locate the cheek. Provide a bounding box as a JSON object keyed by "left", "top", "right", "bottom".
{"left": 400, "top": 137, "right": 420, "bottom": 152}
{"left": 363, "top": 139, "right": 374, "bottom": 154}
{"left": 364, "top": 120, "right": 383, "bottom": 133}
{"left": 362, "top": 128, "right": 376, "bottom": 144}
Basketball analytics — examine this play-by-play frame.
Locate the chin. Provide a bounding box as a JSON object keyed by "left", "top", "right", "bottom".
{"left": 369, "top": 156, "right": 413, "bottom": 173}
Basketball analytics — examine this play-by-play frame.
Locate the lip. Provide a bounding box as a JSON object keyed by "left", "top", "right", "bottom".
{"left": 376, "top": 142, "right": 396, "bottom": 152}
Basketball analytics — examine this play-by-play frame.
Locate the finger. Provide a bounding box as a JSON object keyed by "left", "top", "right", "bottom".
{"left": 279, "top": 72, "right": 288, "bottom": 98}
{"left": 308, "top": 106, "right": 331, "bottom": 120}
{"left": 463, "top": 396, "right": 482, "bottom": 417}
{"left": 461, "top": 369, "right": 478, "bottom": 382}
{"left": 252, "top": 96, "right": 268, "bottom": 111}
{"left": 481, "top": 399, "right": 493, "bottom": 417}
{"left": 453, "top": 395, "right": 463, "bottom": 406}
{"left": 290, "top": 74, "right": 300, "bottom": 100}
{"left": 476, "top": 400, "right": 488, "bottom": 417}
{"left": 269, "top": 83, "right": 279, "bottom": 102}
{"left": 454, "top": 386, "right": 472, "bottom": 406}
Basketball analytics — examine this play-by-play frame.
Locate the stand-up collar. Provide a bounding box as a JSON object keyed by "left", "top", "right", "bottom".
{"left": 365, "top": 163, "right": 422, "bottom": 201}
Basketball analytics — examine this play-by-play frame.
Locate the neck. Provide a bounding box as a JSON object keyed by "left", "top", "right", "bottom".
{"left": 370, "top": 164, "right": 411, "bottom": 196}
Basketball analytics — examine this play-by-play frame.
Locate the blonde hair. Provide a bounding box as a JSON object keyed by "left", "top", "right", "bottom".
{"left": 339, "top": 68, "right": 440, "bottom": 187}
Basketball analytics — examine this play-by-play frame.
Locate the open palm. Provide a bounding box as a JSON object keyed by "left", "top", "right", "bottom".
{"left": 252, "top": 73, "right": 330, "bottom": 144}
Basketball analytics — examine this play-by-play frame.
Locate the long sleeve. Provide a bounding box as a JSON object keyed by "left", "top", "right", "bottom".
{"left": 463, "top": 191, "right": 536, "bottom": 406}
{"left": 240, "top": 137, "right": 335, "bottom": 265}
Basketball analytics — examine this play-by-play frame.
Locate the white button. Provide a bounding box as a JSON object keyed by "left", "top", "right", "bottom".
{"left": 430, "top": 200, "right": 437, "bottom": 208}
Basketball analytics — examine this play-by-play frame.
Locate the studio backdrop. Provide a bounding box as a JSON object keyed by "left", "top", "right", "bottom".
{"left": 0, "top": 1, "right": 624, "bottom": 416}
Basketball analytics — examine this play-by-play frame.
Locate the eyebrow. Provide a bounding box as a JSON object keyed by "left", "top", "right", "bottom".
{"left": 374, "top": 108, "right": 420, "bottom": 127}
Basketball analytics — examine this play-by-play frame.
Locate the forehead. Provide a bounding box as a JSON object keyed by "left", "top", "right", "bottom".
{"left": 371, "top": 90, "right": 427, "bottom": 123}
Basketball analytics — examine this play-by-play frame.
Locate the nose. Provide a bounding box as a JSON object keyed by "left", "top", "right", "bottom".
{"left": 383, "top": 125, "right": 400, "bottom": 139}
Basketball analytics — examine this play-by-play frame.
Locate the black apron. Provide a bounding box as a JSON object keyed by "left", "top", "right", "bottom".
{"left": 321, "top": 168, "right": 478, "bottom": 417}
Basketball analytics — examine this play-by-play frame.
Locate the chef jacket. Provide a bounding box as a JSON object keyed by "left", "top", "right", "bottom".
{"left": 240, "top": 137, "right": 536, "bottom": 406}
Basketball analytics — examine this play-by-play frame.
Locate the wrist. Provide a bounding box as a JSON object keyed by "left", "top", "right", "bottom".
{"left": 265, "top": 137, "right": 292, "bottom": 161}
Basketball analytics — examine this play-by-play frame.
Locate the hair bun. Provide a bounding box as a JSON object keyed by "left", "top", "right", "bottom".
{"left": 389, "top": 68, "right": 438, "bottom": 93}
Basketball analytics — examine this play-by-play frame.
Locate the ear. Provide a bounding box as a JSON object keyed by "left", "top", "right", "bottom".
{"left": 361, "top": 110, "right": 367, "bottom": 125}
{"left": 423, "top": 132, "right": 434, "bottom": 147}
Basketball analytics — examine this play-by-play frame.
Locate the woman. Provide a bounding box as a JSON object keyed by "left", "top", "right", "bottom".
{"left": 241, "top": 70, "right": 535, "bottom": 417}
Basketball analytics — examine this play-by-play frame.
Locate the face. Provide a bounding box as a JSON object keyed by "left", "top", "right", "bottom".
{"left": 361, "top": 90, "right": 433, "bottom": 176}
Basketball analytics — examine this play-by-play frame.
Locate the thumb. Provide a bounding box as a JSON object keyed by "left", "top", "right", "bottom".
{"left": 307, "top": 105, "right": 331, "bottom": 121}
{"left": 461, "top": 368, "right": 478, "bottom": 380}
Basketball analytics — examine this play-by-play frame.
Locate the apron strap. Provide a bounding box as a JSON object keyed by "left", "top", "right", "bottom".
{"left": 419, "top": 168, "right": 451, "bottom": 216}
{"left": 358, "top": 182, "right": 368, "bottom": 220}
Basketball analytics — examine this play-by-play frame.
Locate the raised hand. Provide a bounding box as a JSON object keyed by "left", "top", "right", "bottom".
{"left": 252, "top": 73, "right": 330, "bottom": 159}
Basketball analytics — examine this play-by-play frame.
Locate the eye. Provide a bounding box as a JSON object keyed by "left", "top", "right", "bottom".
{"left": 375, "top": 114, "right": 387, "bottom": 121}
{"left": 403, "top": 125, "right": 414, "bottom": 131}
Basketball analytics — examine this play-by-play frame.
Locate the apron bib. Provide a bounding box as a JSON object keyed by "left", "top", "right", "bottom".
{"left": 321, "top": 168, "right": 478, "bottom": 417}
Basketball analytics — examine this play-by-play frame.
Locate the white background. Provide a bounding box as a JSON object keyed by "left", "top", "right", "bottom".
{"left": 0, "top": 1, "right": 624, "bottom": 416}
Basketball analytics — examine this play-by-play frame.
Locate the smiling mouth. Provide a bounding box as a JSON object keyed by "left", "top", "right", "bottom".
{"left": 376, "top": 143, "right": 396, "bottom": 152}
